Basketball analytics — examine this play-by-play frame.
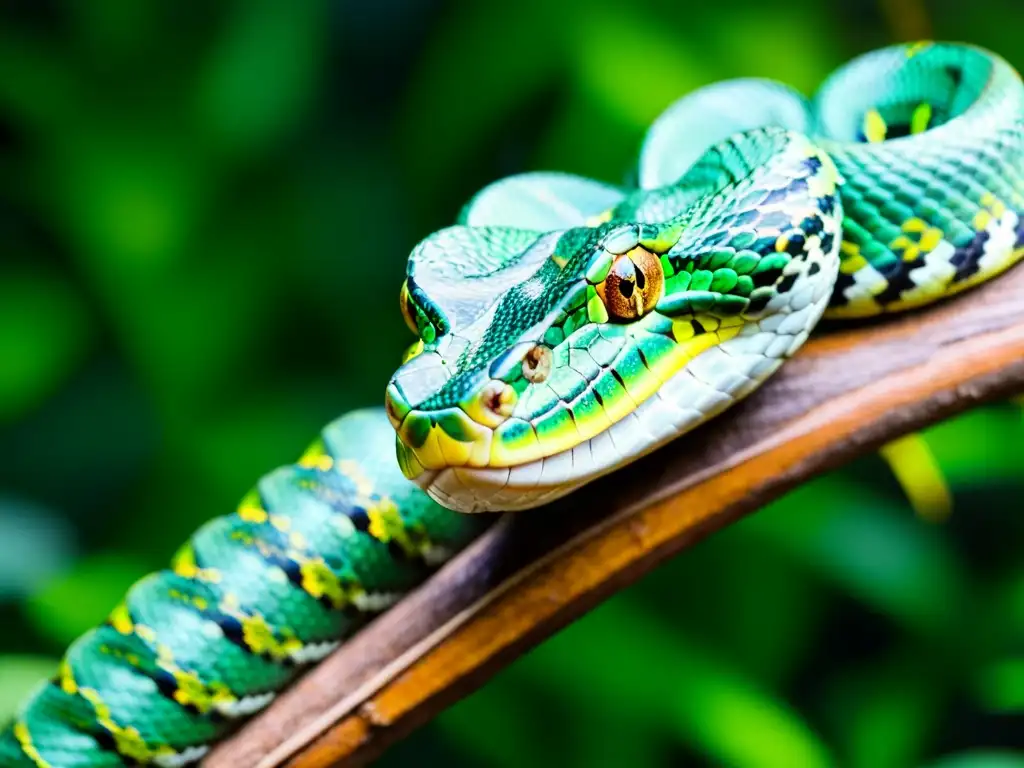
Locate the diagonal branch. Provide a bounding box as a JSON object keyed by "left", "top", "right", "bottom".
{"left": 206, "top": 262, "right": 1024, "bottom": 768}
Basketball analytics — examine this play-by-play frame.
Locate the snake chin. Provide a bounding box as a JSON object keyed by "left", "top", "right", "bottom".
{"left": 414, "top": 460, "right": 584, "bottom": 514}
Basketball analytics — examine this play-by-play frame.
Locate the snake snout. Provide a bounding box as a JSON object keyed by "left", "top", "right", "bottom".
{"left": 385, "top": 349, "right": 449, "bottom": 425}
{"left": 386, "top": 349, "right": 504, "bottom": 482}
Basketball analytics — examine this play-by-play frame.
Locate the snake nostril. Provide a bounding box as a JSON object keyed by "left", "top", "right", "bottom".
{"left": 482, "top": 380, "right": 517, "bottom": 417}
{"left": 461, "top": 379, "right": 517, "bottom": 429}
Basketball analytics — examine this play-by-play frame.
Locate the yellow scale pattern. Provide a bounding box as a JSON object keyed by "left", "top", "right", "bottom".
{"left": 13, "top": 723, "right": 51, "bottom": 768}
{"left": 396, "top": 207, "right": 759, "bottom": 473}
{"left": 14, "top": 434, "right": 431, "bottom": 767}
{"left": 835, "top": 191, "right": 1023, "bottom": 317}
{"left": 416, "top": 314, "right": 747, "bottom": 470}
{"left": 10, "top": 597, "right": 224, "bottom": 768}
{"left": 890, "top": 218, "right": 946, "bottom": 263}
{"left": 844, "top": 83, "right": 1022, "bottom": 316}
{"left": 41, "top": 660, "right": 181, "bottom": 767}
{"left": 107, "top": 601, "right": 242, "bottom": 717}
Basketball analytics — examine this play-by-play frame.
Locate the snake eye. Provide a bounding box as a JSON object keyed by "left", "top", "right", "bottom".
{"left": 596, "top": 246, "right": 664, "bottom": 321}
{"left": 399, "top": 281, "right": 419, "bottom": 336}
{"left": 522, "top": 344, "right": 552, "bottom": 383}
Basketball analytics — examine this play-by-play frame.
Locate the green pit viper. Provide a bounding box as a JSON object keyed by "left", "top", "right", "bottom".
{"left": 2, "top": 41, "right": 1022, "bottom": 768}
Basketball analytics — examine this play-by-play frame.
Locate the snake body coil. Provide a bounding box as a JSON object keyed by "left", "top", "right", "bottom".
{"left": 0, "top": 412, "right": 484, "bottom": 767}
{"left": 2, "top": 41, "right": 1022, "bottom": 767}
{"left": 388, "top": 41, "right": 1024, "bottom": 512}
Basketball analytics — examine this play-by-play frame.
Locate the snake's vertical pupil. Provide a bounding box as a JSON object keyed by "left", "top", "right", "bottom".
{"left": 599, "top": 246, "right": 664, "bottom": 321}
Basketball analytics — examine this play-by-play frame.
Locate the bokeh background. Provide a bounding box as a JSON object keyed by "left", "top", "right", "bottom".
{"left": 1, "top": 0, "right": 1023, "bottom": 766}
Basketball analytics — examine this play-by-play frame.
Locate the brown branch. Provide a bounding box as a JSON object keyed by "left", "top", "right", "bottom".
{"left": 205, "top": 263, "right": 1024, "bottom": 768}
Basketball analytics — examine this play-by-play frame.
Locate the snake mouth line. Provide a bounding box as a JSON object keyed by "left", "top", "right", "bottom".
{"left": 417, "top": 279, "right": 836, "bottom": 513}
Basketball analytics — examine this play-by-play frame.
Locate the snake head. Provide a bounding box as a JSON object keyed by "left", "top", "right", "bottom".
{"left": 385, "top": 221, "right": 676, "bottom": 508}
{"left": 386, "top": 128, "right": 844, "bottom": 514}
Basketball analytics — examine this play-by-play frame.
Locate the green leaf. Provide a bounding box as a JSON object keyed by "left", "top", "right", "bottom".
{"left": 630, "top": 528, "right": 825, "bottom": 688}
{"left": 739, "top": 477, "right": 968, "bottom": 637}
{"left": 517, "top": 600, "right": 834, "bottom": 768}
{"left": 64, "top": 2, "right": 166, "bottom": 63}
{"left": 974, "top": 658, "right": 1024, "bottom": 712}
{"left": 700, "top": 2, "right": 841, "bottom": 92}
{"left": 398, "top": 0, "right": 562, "bottom": 211}
{"left": 568, "top": 6, "right": 713, "bottom": 131}
{"left": 195, "top": 0, "right": 328, "bottom": 160}
{"left": 0, "top": 271, "right": 93, "bottom": 422}
{"left": 985, "top": 572, "right": 1024, "bottom": 654}
{"left": 113, "top": 254, "right": 277, "bottom": 411}
{"left": 916, "top": 406, "right": 1024, "bottom": 488}
{"left": 432, "top": 673, "right": 562, "bottom": 768}
{"left": 0, "top": 32, "right": 76, "bottom": 135}
{"left": 0, "top": 499, "right": 76, "bottom": 600}
{"left": 54, "top": 133, "right": 206, "bottom": 274}
{"left": 0, "top": 656, "right": 59, "bottom": 722}
{"left": 190, "top": 385, "right": 346, "bottom": 502}
{"left": 825, "top": 653, "right": 947, "bottom": 768}
{"left": 533, "top": 92, "right": 638, "bottom": 183}
{"left": 25, "top": 552, "right": 150, "bottom": 646}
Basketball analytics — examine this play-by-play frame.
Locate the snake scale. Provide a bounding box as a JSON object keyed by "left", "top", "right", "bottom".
{"left": 2, "top": 41, "right": 1022, "bottom": 767}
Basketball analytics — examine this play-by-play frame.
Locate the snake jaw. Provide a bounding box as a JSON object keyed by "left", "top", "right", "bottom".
{"left": 391, "top": 405, "right": 496, "bottom": 480}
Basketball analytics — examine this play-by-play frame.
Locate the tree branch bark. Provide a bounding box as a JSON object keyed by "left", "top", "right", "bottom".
{"left": 205, "top": 263, "right": 1024, "bottom": 768}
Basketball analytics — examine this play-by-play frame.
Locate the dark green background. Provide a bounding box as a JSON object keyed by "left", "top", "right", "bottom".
{"left": 1, "top": 0, "right": 1023, "bottom": 765}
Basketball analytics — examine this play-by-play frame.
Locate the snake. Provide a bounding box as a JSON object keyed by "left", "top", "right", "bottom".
{"left": 2, "top": 41, "right": 1022, "bottom": 768}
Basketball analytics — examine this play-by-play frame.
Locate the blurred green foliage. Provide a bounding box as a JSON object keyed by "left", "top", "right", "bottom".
{"left": 1, "top": 0, "right": 1023, "bottom": 765}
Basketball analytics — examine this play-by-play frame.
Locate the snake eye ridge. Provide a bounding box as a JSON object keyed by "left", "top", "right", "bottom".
{"left": 399, "top": 281, "right": 419, "bottom": 337}
{"left": 597, "top": 246, "right": 664, "bottom": 321}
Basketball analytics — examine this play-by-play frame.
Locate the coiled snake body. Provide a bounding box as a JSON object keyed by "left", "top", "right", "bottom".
{"left": 3, "top": 41, "right": 1022, "bottom": 768}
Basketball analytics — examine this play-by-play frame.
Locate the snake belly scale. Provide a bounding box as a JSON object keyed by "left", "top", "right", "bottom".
{"left": 1, "top": 40, "right": 1022, "bottom": 768}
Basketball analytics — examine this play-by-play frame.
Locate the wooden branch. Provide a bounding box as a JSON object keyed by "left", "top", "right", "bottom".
{"left": 206, "top": 263, "right": 1024, "bottom": 768}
